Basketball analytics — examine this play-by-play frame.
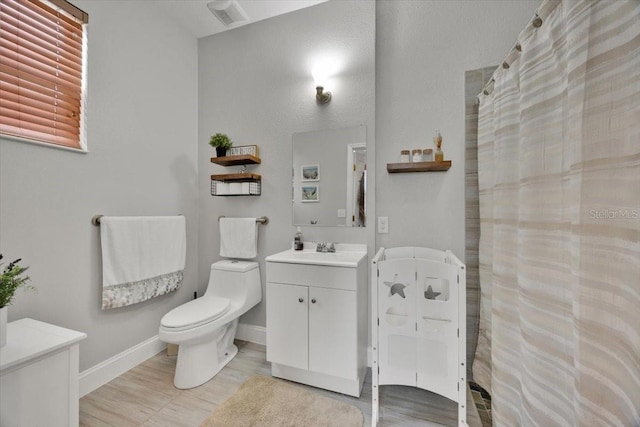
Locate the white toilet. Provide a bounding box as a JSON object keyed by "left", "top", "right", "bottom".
{"left": 159, "top": 259, "right": 261, "bottom": 389}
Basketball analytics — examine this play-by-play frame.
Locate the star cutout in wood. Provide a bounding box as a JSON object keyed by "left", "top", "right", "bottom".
{"left": 424, "top": 285, "right": 442, "bottom": 300}
{"left": 384, "top": 275, "right": 407, "bottom": 298}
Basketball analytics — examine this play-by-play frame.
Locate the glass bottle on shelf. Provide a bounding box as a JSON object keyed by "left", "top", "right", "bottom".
{"left": 434, "top": 130, "right": 444, "bottom": 162}
{"left": 412, "top": 149, "right": 422, "bottom": 162}
{"left": 400, "top": 150, "right": 410, "bottom": 163}
{"left": 422, "top": 148, "right": 433, "bottom": 162}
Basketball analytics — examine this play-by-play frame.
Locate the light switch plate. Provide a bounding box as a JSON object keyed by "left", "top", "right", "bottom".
{"left": 378, "top": 216, "right": 389, "bottom": 234}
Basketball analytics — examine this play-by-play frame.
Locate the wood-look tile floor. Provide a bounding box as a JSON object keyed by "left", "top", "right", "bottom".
{"left": 80, "top": 341, "right": 482, "bottom": 427}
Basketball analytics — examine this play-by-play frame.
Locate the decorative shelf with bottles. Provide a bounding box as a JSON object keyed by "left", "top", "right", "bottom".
{"left": 386, "top": 160, "right": 451, "bottom": 173}
{"left": 210, "top": 145, "right": 261, "bottom": 196}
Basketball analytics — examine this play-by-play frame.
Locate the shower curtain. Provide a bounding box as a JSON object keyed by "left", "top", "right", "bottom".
{"left": 473, "top": 1, "right": 639, "bottom": 425}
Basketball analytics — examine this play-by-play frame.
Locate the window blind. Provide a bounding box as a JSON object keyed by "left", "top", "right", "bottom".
{"left": 0, "top": 0, "right": 87, "bottom": 149}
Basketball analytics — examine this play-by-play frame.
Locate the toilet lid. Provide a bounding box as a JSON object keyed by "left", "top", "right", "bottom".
{"left": 161, "top": 296, "right": 231, "bottom": 330}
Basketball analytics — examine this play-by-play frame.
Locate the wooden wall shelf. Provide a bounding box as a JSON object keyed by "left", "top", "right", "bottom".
{"left": 387, "top": 161, "right": 451, "bottom": 173}
{"left": 211, "top": 173, "right": 261, "bottom": 182}
{"left": 210, "top": 148, "right": 261, "bottom": 196}
{"left": 210, "top": 154, "right": 261, "bottom": 166}
{"left": 210, "top": 174, "right": 261, "bottom": 196}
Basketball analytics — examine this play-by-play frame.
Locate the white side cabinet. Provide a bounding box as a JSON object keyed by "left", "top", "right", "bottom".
{"left": 265, "top": 246, "right": 367, "bottom": 397}
{"left": 0, "top": 318, "right": 86, "bottom": 427}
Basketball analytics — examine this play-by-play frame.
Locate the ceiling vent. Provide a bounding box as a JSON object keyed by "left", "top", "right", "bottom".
{"left": 207, "top": 0, "right": 249, "bottom": 26}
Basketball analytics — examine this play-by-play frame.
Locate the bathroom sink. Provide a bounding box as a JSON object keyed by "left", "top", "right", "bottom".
{"left": 266, "top": 245, "right": 366, "bottom": 268}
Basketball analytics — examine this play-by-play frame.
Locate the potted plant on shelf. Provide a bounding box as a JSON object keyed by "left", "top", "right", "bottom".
{"left": 0, "top": 254, "right": 36, "bottom": 347}
{"left": 209, "top": 133, "right": 233, "bottom": 157}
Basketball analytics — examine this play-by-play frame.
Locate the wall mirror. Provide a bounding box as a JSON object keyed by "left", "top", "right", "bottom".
{"left": 292, "top": 125, "right": 366, "bottom": 227}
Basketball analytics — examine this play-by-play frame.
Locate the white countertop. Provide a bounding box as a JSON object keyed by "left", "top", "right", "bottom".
{"left": 0, "top": 318, "right": 86, "bottom": 373}
{"left": 265, "top": 243, "right": 367, "bottom": 268}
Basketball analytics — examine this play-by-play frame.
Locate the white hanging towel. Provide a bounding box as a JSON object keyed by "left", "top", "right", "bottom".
{"left": 219, "top": 217, "right": 258, "bottom": 259}
{"left": 100, "top": 216, "right": 186, "bottom": 309}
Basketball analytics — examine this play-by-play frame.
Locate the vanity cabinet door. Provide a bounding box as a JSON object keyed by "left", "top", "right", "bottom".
{"left": 266, "top": 282, "right": 308, "bottom": 370}
{"left": 308, "top": 287, "right": 357, "bottom": 379}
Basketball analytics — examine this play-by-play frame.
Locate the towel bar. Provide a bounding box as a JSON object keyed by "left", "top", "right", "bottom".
{"left": 94, "top": 215, "right": 268, "bottom": 226}
{"left": 92, "top": 214, "right": 186, "bottom": 226}
{"left": 218, "top": 216, "right": 269, "bottom": 225}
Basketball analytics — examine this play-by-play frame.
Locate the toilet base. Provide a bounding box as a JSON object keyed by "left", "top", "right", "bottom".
{"left": 172, "top": 320, "right": 239, "bottom": 389}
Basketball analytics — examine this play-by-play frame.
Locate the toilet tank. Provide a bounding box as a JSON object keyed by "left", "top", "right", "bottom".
{"left": 205, "top": 260, "right": 261, "bottom": 303}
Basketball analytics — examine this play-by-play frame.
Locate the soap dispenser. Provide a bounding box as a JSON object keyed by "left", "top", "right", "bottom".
{"left": 294, "top": 227, "right": 303, "bottom": 251}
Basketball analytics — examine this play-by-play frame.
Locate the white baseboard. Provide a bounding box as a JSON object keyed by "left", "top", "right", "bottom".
{"left": 79, "top": 335, "right": 166, "bottom": 397}
{"left": 79, "top": 325, "right": 367, "bottom": 397}
{"left": 236, "top": 323, "right": 266, "bottom": 346}
{"left": 78, "top": 324, "right": 265, "bottom": 397}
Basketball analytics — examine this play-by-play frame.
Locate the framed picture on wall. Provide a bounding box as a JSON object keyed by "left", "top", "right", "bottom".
{"left": 301, "top": 185, "right": 319, "bottom": 202}
{"left": 301, "top": 164, "right": 320, "bottom": 182}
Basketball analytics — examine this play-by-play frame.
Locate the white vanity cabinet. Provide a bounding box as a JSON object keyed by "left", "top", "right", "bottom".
{"left": 265, "top": 247, "right": 367, "bottom": 397}
{"left": 0, "top": 318, "right": 86, "bottom": 427}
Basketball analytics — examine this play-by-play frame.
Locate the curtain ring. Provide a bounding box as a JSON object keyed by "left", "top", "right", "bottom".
{"left": 532, "top": 14, "right": 542, "bottom": 28}
{"left": 502, "top": 61, "right": 510, "bottom": 69}
{"left": 515, "top": 43, "right": 522, "bottom": 52}
{"left": 483, "top": 78, "right": 495, "bottom": 96}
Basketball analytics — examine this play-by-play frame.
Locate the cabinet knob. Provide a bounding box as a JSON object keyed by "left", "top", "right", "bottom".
{"left": 298, "top": 297, "right": 304, "bottom": 303}
{"left": 311, "top": 299, "right": 317, "bottom": 304}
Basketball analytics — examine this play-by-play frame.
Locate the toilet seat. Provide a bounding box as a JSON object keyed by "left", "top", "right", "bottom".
{"left": 161, "top": 296, "right": 231, "bottom": 331}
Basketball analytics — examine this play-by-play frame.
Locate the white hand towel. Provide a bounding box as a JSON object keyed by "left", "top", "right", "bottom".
{"left": 219, "top": 217, "right": 258, "bottom": 259}
{"left": 100, "top": 216, "right": 186, "bottom": 309}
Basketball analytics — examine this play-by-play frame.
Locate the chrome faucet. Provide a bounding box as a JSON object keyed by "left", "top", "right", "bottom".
{"left": 316, "top": 242, "right": 336, "bottom": 253}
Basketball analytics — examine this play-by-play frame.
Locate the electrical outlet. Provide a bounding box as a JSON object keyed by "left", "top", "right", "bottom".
{"left": 337, "top": 209, "right": 346, "bottom": 218}
{"left": 377, "top": 216, "right": 389, "bottom": 234}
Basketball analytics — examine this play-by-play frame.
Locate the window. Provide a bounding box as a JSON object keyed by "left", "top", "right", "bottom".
{"left": 0, "top": 0, "right": 88, "bottom": 150}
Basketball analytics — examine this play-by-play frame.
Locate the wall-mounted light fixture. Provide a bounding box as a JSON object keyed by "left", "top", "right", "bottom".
{"left": 311, "top": 58, "right": 333, "bottom": 104}
{"left": 315, "top": 86, "right": 331, "bottom": 104}
{"left": 312, "top": 55, "right": 341, "bottom": 105}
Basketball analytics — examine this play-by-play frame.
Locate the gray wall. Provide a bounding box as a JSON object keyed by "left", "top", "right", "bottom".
{"left": 375, "top": 0, "right": 538, "bottom": 258}
{"left": 0, "top": 1, "right": 199, "bottom": 371}
{"left": 0, "top": 0, "right": 540, "bottom": 373}
{"left": 197, "top": 0, "right": 376, "bottom": 327}
{"left": 375, "top": 0, "right": 538, "bottom": 378}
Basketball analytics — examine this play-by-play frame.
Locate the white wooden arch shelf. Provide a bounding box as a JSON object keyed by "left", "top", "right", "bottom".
{"left": 371, "top": 246, "right": 467, "bottom": 426}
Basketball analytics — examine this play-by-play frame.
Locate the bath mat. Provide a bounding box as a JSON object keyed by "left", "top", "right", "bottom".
{"left": 199, "top": 375, "right": 364, "bottom": 427}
